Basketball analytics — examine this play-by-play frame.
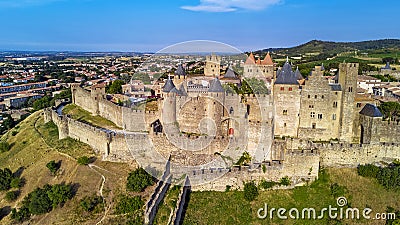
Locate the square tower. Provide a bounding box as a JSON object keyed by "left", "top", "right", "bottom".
{"left": 204, "top": 53, "right": 221, "bottom": 77}
{"left": 338, "top": 63, "right": 358, "bottom": 142}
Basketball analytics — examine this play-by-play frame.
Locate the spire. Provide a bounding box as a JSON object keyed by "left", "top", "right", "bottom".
{"left": 321, "top": 63, "right": 325, "bottom": 71}
{"left": 208, "top": 77, "right": 224, "bottom": 92}
{"left": 224, "top": 65, "right": 237, "bottom": 78}
{"left": 295, "top": 66, "right": 304, "bottom": 80}
{"left": 275, "top": 61, "right": 298, "bottom": 85}
{"left": 162, "top": 77, "right": 176, "bottom": 92}
{"left": 175, "top": 64, "right": 186, "bottom": 77}
{"left": 261, "top": 52, "right": 274, "bottom": 66}
{"left": 245, "top": 52, "right": 256, "bottom": 65}
{"left": 178, "top": 83, "right": 187, "bottom": 96}
{"left": 286, "top": 56, "right": 289, "bottom": 62}
{"left": 256, "top": 57, "right": 261, "bottom": 65}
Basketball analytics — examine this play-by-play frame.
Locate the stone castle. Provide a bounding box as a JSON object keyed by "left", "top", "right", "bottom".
{"left": 43, "top": 53, "right": 400, "bottom": 191}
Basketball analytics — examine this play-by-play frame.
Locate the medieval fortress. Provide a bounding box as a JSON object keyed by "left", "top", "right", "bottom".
{"left": 44, "top": 53, "right": 400, "bottom": 191}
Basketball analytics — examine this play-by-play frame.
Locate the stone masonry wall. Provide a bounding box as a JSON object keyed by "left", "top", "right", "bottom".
{"left": 319, "top": 142, "right": 400, "bottom": 167}
{"left": 192, "top": 151, "right": 320, "bottom": 191}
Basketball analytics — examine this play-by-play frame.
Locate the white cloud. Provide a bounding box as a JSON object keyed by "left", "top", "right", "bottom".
{"left": 181, "top": 0, "right": 282, "bottom": 12}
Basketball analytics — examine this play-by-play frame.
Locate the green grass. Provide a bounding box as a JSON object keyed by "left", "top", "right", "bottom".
{"left": 38, "top": 119, "right": 94, "bottom": 159}
{"left": 183, "top": 168, "right": 400, "bottom": 225}
{"left": 154, "top": 185, "right": 181, "bottom": 225}
{"left": 0, "top": 111, "right": 139, "bottom": 225}
{"left": 62, "top": 104, "right": 121, "bottom": 130}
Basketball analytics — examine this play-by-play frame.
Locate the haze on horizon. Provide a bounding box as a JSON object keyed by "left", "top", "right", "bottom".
{"left": 0, "top": 0, "right": 398, "bottom": 52}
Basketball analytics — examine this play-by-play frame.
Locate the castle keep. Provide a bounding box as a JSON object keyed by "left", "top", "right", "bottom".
{"left": 44, "top": 53, "right": 400, "bottom": 191}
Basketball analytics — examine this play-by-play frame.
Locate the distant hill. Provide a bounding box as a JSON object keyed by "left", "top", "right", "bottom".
{"left": 256, "top": 39, "right": 400, "bottom": 60}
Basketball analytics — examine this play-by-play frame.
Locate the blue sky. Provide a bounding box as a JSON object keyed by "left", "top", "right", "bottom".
{"left": 0, "top": 0, "right": 399, "bottom": 52}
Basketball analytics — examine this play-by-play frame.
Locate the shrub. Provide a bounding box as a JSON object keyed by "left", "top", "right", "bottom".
{"left": 126, "top": 168, "right": 154, "bottom": 192}
{"left": 259, "top": 180, "right": 277, "bottom": 190}
{"left": 358, "top": 162, "right": 400, "bottom": 190}
{"left": 280, "top": 176, "right": 291, "bottom": 186}
{"left": 243, "top": 181, "right": 258, "bottom": 201}
{"left": 46, "top": 160, "right": 59, "bottom": 175}
{"left": 11, "top": 131, "right": 18, "bottom": 136}
{"left": 47, "top": 184, "right": 74, "bottom": 208}
{"left": 10, "top": 177, "right": 23, "bottom": 188}
{"left": 358, "top": 164, "right": 380, "bottom": 178}
{"left": 80, "top": 195, "right": 103, "bottom": 212}
{"left": 11, "top": 207, "right": 29, "bottom": 222}
{"left": 77, "top": 156, "right": 90, "bottom": 165}
{"left": 5, "top": 190, "right": 19, "bottom": 202}
{"left": 10, "top": 183, "right": 75, "bottom": 222}
{"left": 0, "top": 168, "right": 13, "bottom": 191}
{"left": 115, "top": 195, "right": 144, "bottom": 214}
{"left": 27, "top": 186, "right": 53, "bottom": 215}
{"left": 0, "top": 142, "right": 10, "bottom": 153}
{"left": 225, "top": 185, "right": 231, "bottom": 192}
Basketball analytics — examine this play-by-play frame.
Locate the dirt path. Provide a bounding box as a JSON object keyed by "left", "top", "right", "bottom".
{"left": 34, "top": 113, "right": 113, "bottom": 224}
{"left": 88, "top": 164, "right": 112, "bottom": 225}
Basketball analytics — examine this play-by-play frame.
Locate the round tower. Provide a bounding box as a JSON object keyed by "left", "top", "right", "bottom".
{"left": 161, "top": 78, "right": 178, "bottom": 124}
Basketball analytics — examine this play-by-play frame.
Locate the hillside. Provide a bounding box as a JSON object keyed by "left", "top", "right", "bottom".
{"left": 0, "top": 111, "right": 145, "bottom": 225}
{"left": 257, "top": 39, "right": 400, "bottom": 63}
{"left": 261, "top": 39, "right": 400, "bottom": 55}
{"left": 184, "top": 168, "right": 400, "bottom": 224}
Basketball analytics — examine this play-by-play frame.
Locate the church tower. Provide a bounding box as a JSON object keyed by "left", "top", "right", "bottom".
{"left": 338, "top": 63, "right": 358, "bottom": 142}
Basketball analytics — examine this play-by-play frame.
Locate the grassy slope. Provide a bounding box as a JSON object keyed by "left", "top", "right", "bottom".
{"left": 154, "top": 185, "right": 181, "bottom": 225}
{"left": 0, "top": 111, "right": 136, "bottom": 225}
{"left": 183, "top": 168, "right": 400, "bottom": 225}
{"left": 62, "top": 104, "right": 122, "bottom": 130}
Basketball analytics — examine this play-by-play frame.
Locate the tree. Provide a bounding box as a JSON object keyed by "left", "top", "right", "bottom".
{"left": 245, "top": 78, "right": 270, "bottom": 94}
{"left": 27, "top": 186, "right": 53, "bottom": 215}
{"left": 115, "top": 195, "right": 144, "bottom": 214}
{"left": 46, "top": 160, "right": 59, "bottom": 175}
{"left": 10, "top": 183, "right": 75, "bottom": 222}
{"left": 77, "top": 156, "right": 90, "bottom": 165}
{"left": 0, "top": 142, "right": 10, "bottom": 153}
{"left": 1, "top": 114, "right": 16, "bottom": 133}
{"left": 5, "top": 190, "right": 19, "bottom": 202}
{"left": 80, "top": 195, "right": 103, "bottom": 212}
{"left": 0, "top": 168, "right": 13, "bottom": 191}
{"left": 107, "top": 80, "right": 125, "bottom": 94}
{"left": 243, "top": 181, "right": 258, "bottom": 201}
{"left": 32, "top": 96, "right": 53, "bottom": 111}
{"left": 378, "top": 102, "right": 400, "bottom": 121}
{"left": 10, "top": 207, "right": 29, "bottom": 222}
{"left": 126, "top": 168, "right": 154, "bottom": 192}
{"left": 10, "top": 177, "right": 23, "bottom": 188}
{"left": 47, "top": 184, "right": 73, "bottom": 208}
{"left": 54, "top": 89, "right": 72, "bottom": 100}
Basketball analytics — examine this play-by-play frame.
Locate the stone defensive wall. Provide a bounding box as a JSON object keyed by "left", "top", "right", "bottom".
{"left": 191, "top": 150, "right": 320, "bottom": 191}
{"left": 377, "top": 120, "right": 400, "bottom": 143}
{"left": 43, "top": 108, "right": 133, "bottom": 162}
{"left": 71, "top": 84, "right": 159, "bottom": 132}
{"left": 318, "top": 142, "right": 400, "bottom": 167}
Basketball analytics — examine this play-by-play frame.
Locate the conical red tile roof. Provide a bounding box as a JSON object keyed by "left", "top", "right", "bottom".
{"left": 244, "top": 52, "right": 256, "bottom": 65}
{"left": 261, "top": 52, "right": 274, "bottom": 66}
